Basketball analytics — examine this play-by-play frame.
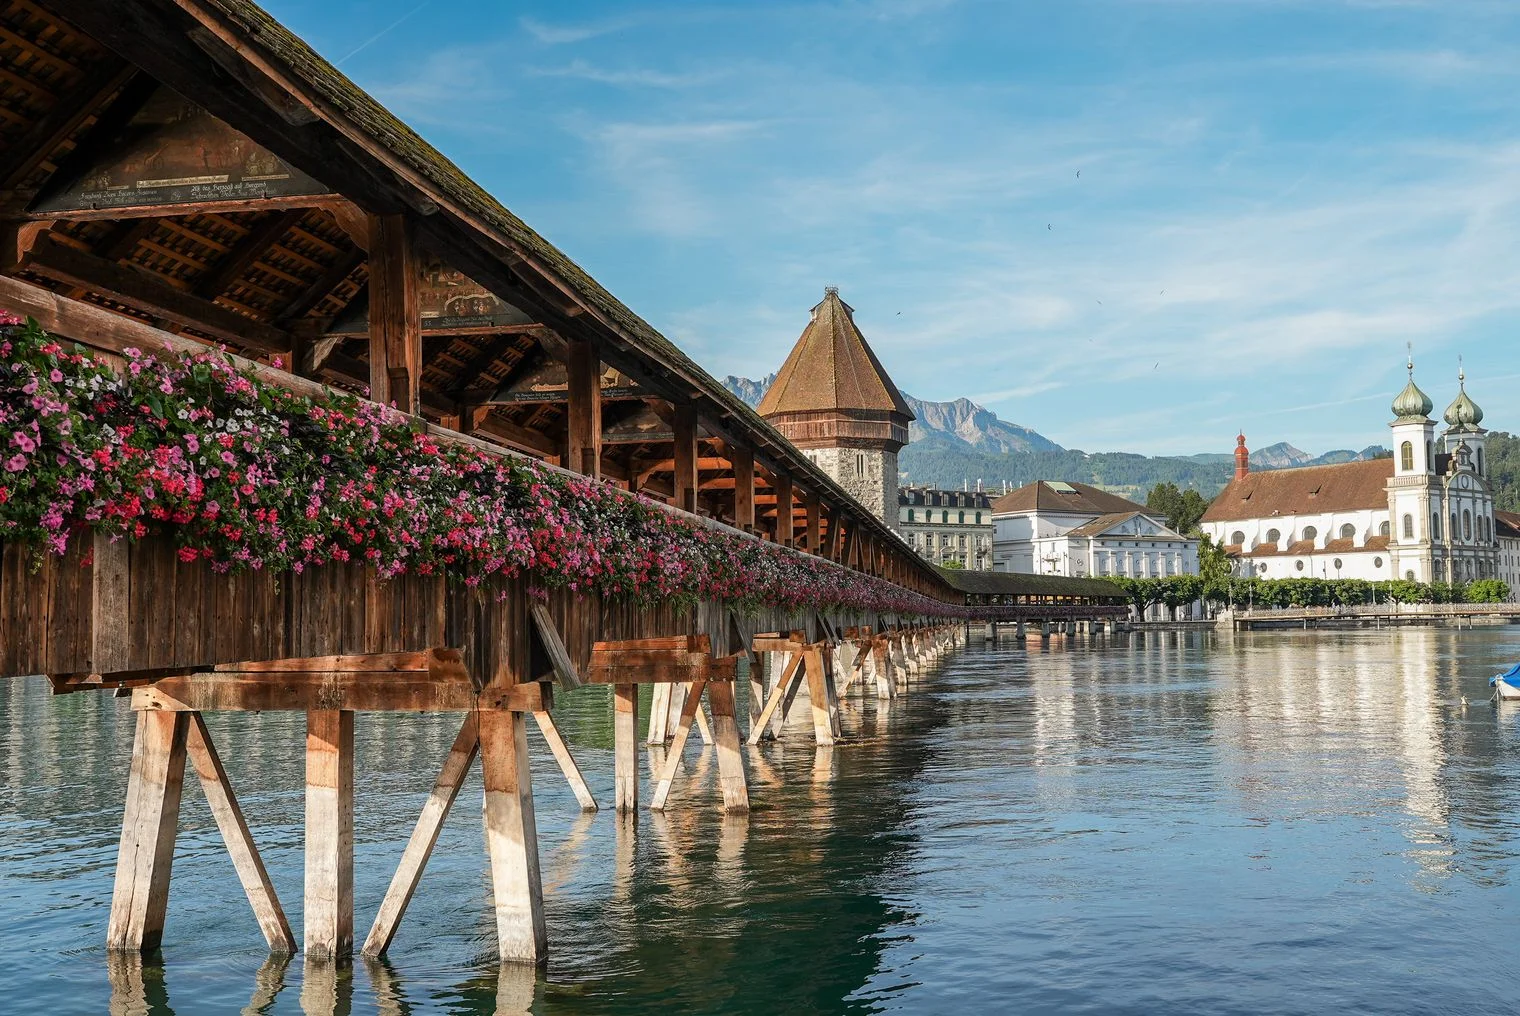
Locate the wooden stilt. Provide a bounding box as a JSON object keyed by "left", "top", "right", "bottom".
{"left": 693, "top": 698, "right": 714, "bottom": 745}
{"left": 747, "top": 650, "right": 768, "bottom": 738}
{"left": 304, "top": 709, "right": 355, "bottom": 961}
{"left": 185, "top": 713, "right": 295, "bottom": 954}
{"left": 108, "top": 710, "right": 189, "bottom": 952}
{"left": 614, "top": 684, "right": 639, "bottom": 813}
{"left": 873, "top": 640, "right": 896, "bottom": 700}
{"left": 362, "top": 712, "right": 480, "bottom": 957}
{"left": 803, "top": 646, "right": 835, "bottom": 747}
{"left": 646, "top": 683, "right": 672, "bottom": 744}
{"left": 479, "top": 709, "right": 547, "bottom": 964}
{"left": 531, "top": 709, "right": 597, "bottom": 811}
{"left": 823, "top": 648, "right": 842, "bottom": 738}
{"left": 707, "top": 682, "right": 749, "bottom": 814}
{"left": 650, "top": 679, "right": 708, "bottom": 811}
{"left": 747, "top": 652, "right": 803, "bottom": 745}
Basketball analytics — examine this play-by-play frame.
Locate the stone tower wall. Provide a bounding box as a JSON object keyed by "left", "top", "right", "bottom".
{"left": 808, "top": 446, "right": 898, "bottom": 531}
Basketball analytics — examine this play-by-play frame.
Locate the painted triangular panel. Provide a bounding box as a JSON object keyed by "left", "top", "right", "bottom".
{"left": 326, "top": 248, "right": 538, "bottom": 336}
{"left": 31, "top": 86, "right": 331, "bottom": 214}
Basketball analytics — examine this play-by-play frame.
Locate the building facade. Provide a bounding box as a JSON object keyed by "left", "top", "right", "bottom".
{"left": 989, "top": 480, "right": 1198, "bottom": 577}
{"left": 1200, "top": 362, "right": 1499, "bottom": 584}
{"left": 1497, "top": 511, "right": 1520, "bottom": 599}
{"left": 899, "top": 487, "right": 994, "bottom": 569}
{"left": 758, "top": 288, "right": 913, "bottom": 530}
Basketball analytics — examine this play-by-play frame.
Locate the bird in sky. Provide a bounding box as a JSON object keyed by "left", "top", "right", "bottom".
{"left": 1154, "top": 363, "right": 1159, "bottom": 370}
{"left": 1076, "top": 170, "right": 1081, "bottom": 178}
{"left": 896, "top": 311, "right": 902, "bottom": 315}
{"left": 1047, "top": 224, "right": 1052, "bottom": 230}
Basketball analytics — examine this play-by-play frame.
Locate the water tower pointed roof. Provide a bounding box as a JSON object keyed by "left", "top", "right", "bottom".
{"left": 757, "top": 287, "right": 914, "bottom": 420}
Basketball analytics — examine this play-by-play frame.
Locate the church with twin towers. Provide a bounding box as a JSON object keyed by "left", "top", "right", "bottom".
{"left": 1200, "top": 359, "right": 1510, "bottom": 586}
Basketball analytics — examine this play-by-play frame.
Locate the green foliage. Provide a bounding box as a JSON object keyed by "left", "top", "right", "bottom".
{"left": 1467, "top": 579, "right": 1510, "bottom": 603}
{"left": 940, "top": 559, "right": 965, "bottom": 570}
{"left": 1485, "top": 431, "right": 1520, "bottom": 513}
{"left": 1145, "top": 482, "right": 1212, "bottom": 535}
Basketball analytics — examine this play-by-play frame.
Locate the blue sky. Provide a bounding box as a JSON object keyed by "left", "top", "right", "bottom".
{"left": 266, "top": 0, "right": 1520, "bottom": 457}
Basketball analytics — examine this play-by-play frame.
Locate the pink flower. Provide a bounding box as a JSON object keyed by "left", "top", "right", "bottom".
{"left": 3, "top": 454, "right": 24, "bottom": 472}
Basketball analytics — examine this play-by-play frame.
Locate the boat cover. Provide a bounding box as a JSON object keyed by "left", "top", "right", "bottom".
{"left": 1491, "top": 663, "right": 1520, "bottom": 687}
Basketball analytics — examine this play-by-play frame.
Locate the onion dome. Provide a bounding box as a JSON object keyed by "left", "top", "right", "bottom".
{"left": 1391, "top": 358, "right": 1433, "bottom": 421}
{"left": 1443, "top": 365, "right": 1484, "bottom": 430}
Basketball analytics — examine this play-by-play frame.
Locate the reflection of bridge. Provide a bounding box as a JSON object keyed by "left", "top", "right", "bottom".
{"left": 1229, "top": 603, "right": 1520, "bottom": 630}
{"left": 0, "top": 0, "right": 980, "bottom": 979}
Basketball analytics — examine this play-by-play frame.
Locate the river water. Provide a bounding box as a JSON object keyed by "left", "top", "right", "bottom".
{"left": 4, "top": 627, "right": 1520, "bottom": 1014}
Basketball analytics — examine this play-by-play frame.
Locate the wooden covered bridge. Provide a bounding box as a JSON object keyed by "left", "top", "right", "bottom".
{"left": 0, "top": 0, "right": 984, "bottom": 967}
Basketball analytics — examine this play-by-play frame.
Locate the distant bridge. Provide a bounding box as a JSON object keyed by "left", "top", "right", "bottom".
{"left": 1228, "top": 603, "right": 1520, "bottom": 630}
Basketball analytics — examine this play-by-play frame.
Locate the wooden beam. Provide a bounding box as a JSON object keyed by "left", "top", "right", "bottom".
{"left": 614, "top": 684, "right": 638, "bottom": 814}
{"left": 186, "top": 713, "right": 296, "bottom": 954}
{"left": 368, "top": 214, "right": 420, "bottom": 413}
{"left": 707, "top": 681, "right": 749, "bottom": 814}
{"left": 806, "top": 492, "right": 821, "bottom": 554}
{"left": 531, "top": 710, "right": 597, "bottom": 811}
{"left": 732, "top": 444, "right": 755, "bottom": 532}
{"left": 362, "top": 712, "right": 479, "bottom": 957}
{"left": 278, "top": 245, "right": 362, "bottom": 324}
{"left": 745, "top": 652, "right": 804, "bottom": 746}
{"left": 479, "top": 709, "right": 547, "bottom": 964}
{"left": 107, "top": 710, "right": 189, "bottom": 952}
{"left": 23, "top": 235, "right": 291, "bottom": 353}
{"left": 0, "top": 58, "right": 135, "bottom": 190}
{"left": 671, "top": 404, "right": 697, "bottom": 513}
{"left": 470, "top": 412, "right": 559, "bottom": 459}
{"left": 774, "top": 473, "right": 794, "bottom": 547}
{"left": 194, "top": 209, "right": 307, "bottom": 300}
{"left": 563, "top": 337, "right": 601, "bottom": 477}
{"left": 529, "top": 604, "right": 582, "bottom": 688}
{"left": 304, "top": 709, "right": 355, "bottom": 960}
{"left": 133, "top": 667, "right": 532, "bottom": 713}
{"left": 650, "top": 679, "right": 708, "bottom": 811}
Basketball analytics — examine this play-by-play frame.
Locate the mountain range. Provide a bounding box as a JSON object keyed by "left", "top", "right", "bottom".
{"left": 721, "top": 375, "right": 1389, "bottom": 496}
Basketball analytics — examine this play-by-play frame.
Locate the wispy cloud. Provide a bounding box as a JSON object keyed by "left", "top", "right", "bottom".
{"left": 520, "top": 15, "right": 633, "bottom": 45}
{"left": 527, "top": 59, "right": 722, "bottom": 89}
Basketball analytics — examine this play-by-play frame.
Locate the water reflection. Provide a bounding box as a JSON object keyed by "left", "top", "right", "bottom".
{"left": 9, "top": 629, "right": 1520, "bottom": 1013}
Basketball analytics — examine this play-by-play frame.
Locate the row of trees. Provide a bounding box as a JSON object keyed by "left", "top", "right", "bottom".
{"left": 1106, "top": 573, "right": 1511, "bottom": 615}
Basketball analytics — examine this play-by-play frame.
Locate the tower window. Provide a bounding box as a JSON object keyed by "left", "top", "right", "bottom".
{"left": 1401, "top": 441, "right": 1414, "bottom": 471}
{"left": 1464, "top": 509, "right": 1472, "bottom": 541}
{"left": 1340, "top": 523, "right": 1355, "bottom": 539}
{"left": 855, "top": 453, "right": 865, "bottom": 476}
{"left": 1402, "top": 514, "right": 1414, "bottom": 539}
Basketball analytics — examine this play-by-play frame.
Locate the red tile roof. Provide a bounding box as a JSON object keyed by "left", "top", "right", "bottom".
{"left": 991, "top": 480, "right": 1149, "bottom": 516}
{"left": 1200, "top": 459, "right": 1394, "bottom": 523}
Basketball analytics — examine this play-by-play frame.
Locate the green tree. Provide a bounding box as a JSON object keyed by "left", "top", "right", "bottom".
{"left": 1145, "top": 481, "right": 1212, "bottom": 535}
{"left": 1197, "top": 534, "right": 1234, "bottom": 604}
{"left": 1466, "top": 578, "right": 1510, "bottom": 603}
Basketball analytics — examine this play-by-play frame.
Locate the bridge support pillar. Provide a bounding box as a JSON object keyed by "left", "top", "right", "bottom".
{"left": 304, "top": 709, "right": 355, "bottom": 961}
{"left": 108, "top": 710, "right": 190, "bottom": 953}
{"left": 614, "top": 684, "right": 639, "bottom": 813}
{"left": 480, "top": 709, "right": 547, "bottom": 964}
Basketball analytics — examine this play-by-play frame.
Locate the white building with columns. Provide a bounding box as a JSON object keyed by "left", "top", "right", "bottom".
{"left": 989, "top": 480, "right": 1198, "bottom": 578}
{"left": 1201, "top": 362, "right": 1499, "bottom": 584}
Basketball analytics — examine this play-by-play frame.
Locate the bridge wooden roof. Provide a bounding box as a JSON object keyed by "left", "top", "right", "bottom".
{"left": 0, "top": 0, "right": 951, "bottom": 599}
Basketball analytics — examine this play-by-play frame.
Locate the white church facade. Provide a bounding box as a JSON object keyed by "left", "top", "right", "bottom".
{"left": 1201, "top": 363, "right": 1499, "bottom": 585}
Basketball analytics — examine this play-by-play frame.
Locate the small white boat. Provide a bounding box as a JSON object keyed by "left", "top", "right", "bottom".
{"left": 1491, "top": 664, "right": 1520, "bottom": 701}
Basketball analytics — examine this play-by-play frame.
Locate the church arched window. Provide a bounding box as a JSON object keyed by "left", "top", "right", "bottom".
{"left": 1463, "top": 509, "right": 1472, "bottom": 541}
{"left": 1426, "top": 441, "right": 1433, "bottom": 470}
{"left": 1230, "top": 530, "right": 1245, "bottom": 545}
{"left": 1302, "top": 525, "right": 1317, "bottom": 542}
{"left": 1401, "top": 441, "right": 1414, "bottom": 471}
{"left": 1402, "top": 514, "right": 1414, "bottom": 539}
{"left": 959, "top": 511, "right": 965, "bottom": 524}
{"left": 1380, "top": 520, "right": 1391, "bottom": 537}
{"left": 907, "top": 509, "right": 915, "bottom": 522}
{"left": 1340, "top": 523, "right": 1355, "bottom": 539}
{"left": 1479, "top": 448, "right": 1486, "bottom": 476}
{"left": 1266, "top": 528, "right": 1281, "bottom": 544}
{"left": 1432, "top": 513, "right": 1441, "bottom": 540}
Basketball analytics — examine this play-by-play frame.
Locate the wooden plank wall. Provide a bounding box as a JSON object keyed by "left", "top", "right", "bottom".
{"left": 0, "top": 536, "right": 869, "bottom": 681}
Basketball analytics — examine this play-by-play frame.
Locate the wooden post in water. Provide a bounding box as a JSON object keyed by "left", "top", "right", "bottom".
{"left": 480, "top": 709, "right": 547, "bottom": 964}
{"left": 107, "top": 710, "right": 189, "bottom": 952}
{"left": 614, "top": 684, "right": 639, "bottom": 813}
{"left": 304, "top": 709, "right": 355, "bottom": 960}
